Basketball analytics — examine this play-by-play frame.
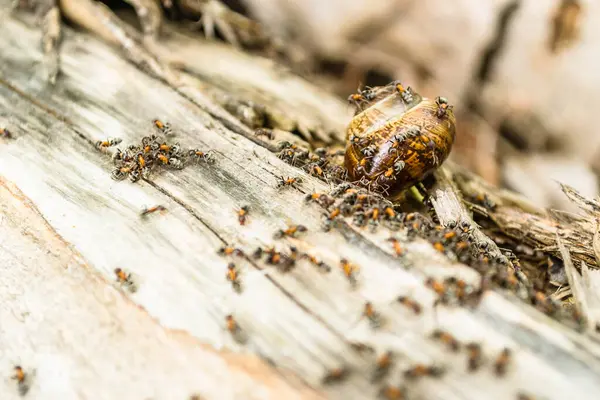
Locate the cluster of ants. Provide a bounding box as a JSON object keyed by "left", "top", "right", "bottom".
{"left": 301, "top": 182, "right": 585, "bottom": 329}
{"left": 84, "top": 111, "right": 576, "bottom": 400}
{"left": 270, "top": 140, "right": 348, "bottom": 184}
{"left": 210, "top": 175, "right": 535, "bottom": 398}
{"left": 317, "top": 264, "right": 538, "bottom": 400}
{"left": 96, "top": 120, "right": 214, "bottom": 182}
{"left": 217, "top": 226, "right": 333, "bottom": 294}
{"left": 320, "top": 339, "right": 525, "bottom": 400}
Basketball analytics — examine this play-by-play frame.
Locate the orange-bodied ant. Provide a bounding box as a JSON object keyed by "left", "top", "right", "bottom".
{"left": 218, "top": 246, "right": 244, "bottom": 257}
{"left": 237, "top": 206, "right": 249, "bottom": 226}
{"left": 363, "top": 301, "right": 383, "bottom": 329}
{"left": 371, "top": 351, "right": 393, "bottom": 382}
{"left": 404, "top": 364, "right": 446, "bottom": 380}
{"left": 1, "top": 127, "right": 13, "bottom": 139}
{"left": 276, "top": 176, "right": 302, "bottom": 189}
{"left": 12, "top": 365, "right": 30, "bottom": 396}
{"left": 114, "top": 268, "right": 137, "bottom": 292}
{"left": 225, "top": 314, "right": 247, "bottom": 343}
{"left": 153, "top": 119, "right": 173, "bottom": 135}
{"left": 387, "top": 237, "right": 404, "bottom": 256}
{"left": 378, "top": 385, "right": 407, "bottom": 400}
{"left": 494, "top": 348, "right": 512, "bottom": 376}
{"left": 140, "top": 205, "right": 167, "bottom": 218}
{"left": 340, "top": 258, "right": 359, "bottom": 286}
{"left": 274, "top": 224, "right": 307, "bottom": 239}
{"left": 466, "top": 342, "right": 483, "bottom": 372}
{"left": 226, "top": 263, "right": 242, "bottom": 293}
{"left": 322, "top": 367, "right": 350, "bottom": 384}
{"left": 95, "top": 137, "right": 122, "bottom": 150}
{"left": 397, "top": 295, "right": 422, "bottom": 315}
{"left": 431, "top": 329, "right": 460, "bottom": 352}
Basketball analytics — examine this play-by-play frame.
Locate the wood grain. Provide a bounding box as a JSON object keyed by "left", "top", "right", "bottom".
{"left": 1, "top": 8, "right": 600, "bottom": 400}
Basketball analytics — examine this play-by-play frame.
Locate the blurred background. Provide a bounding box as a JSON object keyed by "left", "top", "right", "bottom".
{"left": 218, "top": 0, "right": 597, "bottom": 212}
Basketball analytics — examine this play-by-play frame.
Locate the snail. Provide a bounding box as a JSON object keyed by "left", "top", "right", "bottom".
{"left": 345, "top": 82, "right": 456, "bottom": 198}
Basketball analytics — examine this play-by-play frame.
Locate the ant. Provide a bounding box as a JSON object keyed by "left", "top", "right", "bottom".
{"left": 218, "top": 246, "right": 244, "bottom": 257}
{"left": 363, "top": 301, "right": 383, "bottom": 329}
{"left": 322, "top": 367, "right": 350, "bottom": 384}
{"left": 140, "top": 205, "right": 167, "bottom": 218}
{"left": 466, "top": 342, "right": 483, "bottom": 372}
{"left": 188, "top": 149, "right": 214, "bottom": 164}
{"left": 395, "top": 82, "right": 414, "bottom": 104}
{"left": 304, "top": 192, "right": 334, "bottom": 207}
{"left": 276, "top": 176, "right": 302, "bottom": 189}
{"left": 1, "top": 127, "right": 13, "bottom": 139}
{"left": 327, "top": 208, "right": 341, "bottom": 220}
{"left": 302, "top": 254, "right": 331, "bottom": 273}
{"left": 435, "top": 96, "right": 453, "bottom": 119}
{"left": 404, "top": 364, "right": 446, "bottom": 380}
{"left": 387, "top": 237, "right": 403, "bottom": 256}
{"left": 95, "top": 137, "right": 122, "bottom": 149}
{"left": 274, "top": 224, "right": 307, "bottom": 239}
{"left": 153, "top": 119, "right": 173, "bottom": 135}
{"left": 426, "top": 278, "right": 448, "bottom": 304}
{"left": 12, "top": 365, "right": 30, "bottom": 396}
{"left": 305, "top": 163, "right": 324, "bottom": 178}
{"left": 237, "top": 206, "right": 249, "bottom": 226}
{"left": 397, "top": 295, "right": 422, "bottom": 315}
{"left": 378, "top": 385, "right": 407, "bottom": 400}
{"left": 225, "top": 314, "right": 247, "bottom": 343}
{"left": 340, "top": 258, "right": 359, "bottom": 286}
{"left": 371, "top": 351, "right": 393, "bottom": 382}
{"left": 494, "top": 348, "right": 512, "bottom": 376}
{"left": 114, "top": 268, "right": 136, "bottom": 292}
{"left": 226, "top": 263, "right": 242, "bottom": 293}
{"left": 137, "top": 153, "right": 148, "bottom": 169}
{"left": 431, "top": 329, "right": 460, "bottom": 352}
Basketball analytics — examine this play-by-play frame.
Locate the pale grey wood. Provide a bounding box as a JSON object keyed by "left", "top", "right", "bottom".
{"left": 1, "top": 9, "right": 600, "bottom": 400}
{"left": 0, "top": 177, "right": 316, "bottom": 400}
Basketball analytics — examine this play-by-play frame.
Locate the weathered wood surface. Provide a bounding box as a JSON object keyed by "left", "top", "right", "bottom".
{"left": 1, "top": 7, "right": 600, "bottom": 400}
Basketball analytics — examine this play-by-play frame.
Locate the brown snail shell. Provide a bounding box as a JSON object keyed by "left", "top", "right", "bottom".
{"left": 344, "top": 83, "right": 456, "bottom": 198}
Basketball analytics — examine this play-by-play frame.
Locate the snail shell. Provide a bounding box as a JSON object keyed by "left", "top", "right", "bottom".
{"left": 345, "top": 83, "right": 456, "bottom": 198}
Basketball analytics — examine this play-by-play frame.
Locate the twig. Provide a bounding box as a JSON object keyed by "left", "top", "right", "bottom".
{"left": 450, "top": 162, "right": 600, "bottom": 269}
{"left": 557, "top": 233, "right": 592, "bottom": 332}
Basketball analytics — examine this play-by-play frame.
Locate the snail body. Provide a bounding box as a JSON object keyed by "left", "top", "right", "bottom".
{"left": 345, "top": 82, "right": 456, "bottom": 198}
